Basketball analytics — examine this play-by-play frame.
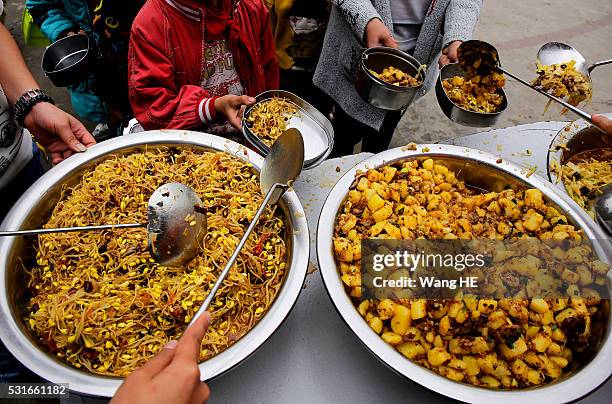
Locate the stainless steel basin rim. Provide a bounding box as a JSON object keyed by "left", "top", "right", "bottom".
{"left": 0, "top": 130, "right": 310, "bottom": 398}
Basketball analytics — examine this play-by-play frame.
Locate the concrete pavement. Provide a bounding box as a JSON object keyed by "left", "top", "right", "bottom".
{"left": 3, "top": 0, "right": 611, "bottom": 140}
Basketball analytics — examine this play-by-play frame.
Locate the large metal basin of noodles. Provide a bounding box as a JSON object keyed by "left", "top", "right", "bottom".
{"left": 317, "top": 144, "right": 611, "bottom": 403}
{"left": 0, "top": 130, "right": 310, "bottom": 397}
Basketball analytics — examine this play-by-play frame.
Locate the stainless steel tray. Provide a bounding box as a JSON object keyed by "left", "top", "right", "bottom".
{"left": 317, "top": 144, "right": 611, "bottom": 403}
{"left": 242, "top": 90, "right": 334, "bottom": 169}
{"left": 0, "top": 130, "right": 310, "bottom": 397}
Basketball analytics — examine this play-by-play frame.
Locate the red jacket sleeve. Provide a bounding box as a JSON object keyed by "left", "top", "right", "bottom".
{"left": 128, "top": 22, "right": 217, "bottom": 130}
{"left": 259, "top": 3, "right": 279, "bottom": 90}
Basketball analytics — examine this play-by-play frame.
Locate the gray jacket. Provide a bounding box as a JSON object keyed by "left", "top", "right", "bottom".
{"left": 313, "top": 0, "right": 483, "bottom": 130}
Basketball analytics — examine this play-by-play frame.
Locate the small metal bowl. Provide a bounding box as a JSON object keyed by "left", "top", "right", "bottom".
{"left": 355, "top": 47, "right": 425, "bottom": 111}
{"left": 547, "top": 114, "right": 612, "bottom": 187}
{"left": 242, "top": 90, "right": 334, "bottom": 170}
{"left": 42, "top": 34, "right": 93, "bottom": 87}
{"left": 435, "top": 63, "right": 507, "bottom": 127}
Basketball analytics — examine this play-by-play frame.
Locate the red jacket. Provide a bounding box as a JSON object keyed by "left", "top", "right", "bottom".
{"left": 128, "top": 0, "right": 279, "bottom": 130}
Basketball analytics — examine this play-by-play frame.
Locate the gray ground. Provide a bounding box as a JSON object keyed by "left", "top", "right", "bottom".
{"left": 3, "top": 0, "right": 612, "bottom": 138}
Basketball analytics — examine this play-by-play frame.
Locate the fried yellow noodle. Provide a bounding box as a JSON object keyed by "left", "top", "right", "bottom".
{"left": 556, "top": 158, "right": 612, "bottom": 217}
{"left": 246, "top": 97, "right": 299, "bottom": 147}
{"left": 532, "top": 60, "right": 592, "bottom": 114}
{"left": 24, "top": 148, "right": 287, "bottom": 376}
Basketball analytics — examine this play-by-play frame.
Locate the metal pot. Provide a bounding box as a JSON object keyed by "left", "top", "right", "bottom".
{"left": 0, "top": 131, "right": 310, "bottom": 397}
{"left": 317, "top": 144, "right": 611, "bottom": 403}
{"left": 42, "top": 34, "right": 93, "bottom": 87}
{"left": 242, "top": 90, "right": 334, "bottom": 169}
{"left": 435, "top": 63, "right": 508, "bottom": 127}
{"left": 547, "top": 113, "right": 612, "bottom": 187}
{"left": 355, "top": 47, "right": 425, "bottom": 111}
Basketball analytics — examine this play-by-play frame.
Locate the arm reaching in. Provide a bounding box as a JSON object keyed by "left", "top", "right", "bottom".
{"left": 111, "top": 312, "right": 212, "bottom": 404}
{"left": 0, "top": 23, "right": 95, "bottom": 164}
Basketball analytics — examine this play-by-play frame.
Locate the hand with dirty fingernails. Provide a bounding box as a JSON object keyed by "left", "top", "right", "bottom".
{"left": 111, "top": 311, "right": 212, "bottom": 404}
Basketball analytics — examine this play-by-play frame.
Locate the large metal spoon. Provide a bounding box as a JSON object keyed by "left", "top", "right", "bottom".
{"left": 0, "top": 182, "right": 206, "bottom": 267}
{"left": 190, "top": 128, "right": 305, "bottom": 325}
{"left": 594, "top": 185, "right": 612, "bottom": 235}
{"left": 537, "top": 42, "right": 612, "bottom": 80}
{"left": 457, "top": 40, "right": 601, "bottom": 128}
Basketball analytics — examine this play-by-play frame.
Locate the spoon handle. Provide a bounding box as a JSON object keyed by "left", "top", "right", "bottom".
{"left": 588, "top": 59, "right": 612, "bottom": 73}
{"left": 0, "top": 223, "right": 144, "bottom": 237}
{"left": 499, "top": 67, "right": 596, "bottom": 124}
{"left": 191, "top": 182, "right": 289, "bottom": 325}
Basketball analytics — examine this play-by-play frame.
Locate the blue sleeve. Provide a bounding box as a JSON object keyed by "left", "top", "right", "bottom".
{"left": 26, "top": 0, "right": 78, "bottom": 42}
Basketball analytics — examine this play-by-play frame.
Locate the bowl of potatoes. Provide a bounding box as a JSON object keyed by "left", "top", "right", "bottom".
{"left": 317, "top": 143, "right": 611, "bottom": 403}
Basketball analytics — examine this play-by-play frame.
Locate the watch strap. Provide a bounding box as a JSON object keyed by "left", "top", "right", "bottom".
{"left": 13, "top": 89, "right": 55, "bottom": 127}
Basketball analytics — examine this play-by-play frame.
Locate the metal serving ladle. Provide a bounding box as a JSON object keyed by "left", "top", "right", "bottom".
{"left": 457, "top": 40, "right": 604, "bottom": 130}
{"left": 189, "top": 128, "right": 305, "bottom": 326}
{"left": 537, "top": 42, "right": 612, "bottom": 81}
{"left": 0, "top": 182, "right": 206, "bottom": 267}
{"left": 594, "top": 184, "right": 612, "bottom": 235}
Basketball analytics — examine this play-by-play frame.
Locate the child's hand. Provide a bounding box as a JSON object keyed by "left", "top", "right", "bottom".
{"left": 439, "top": 40, "right": 463, "bottom": 67}
{"left": 214, "top": 95, "right": 256, "bottom": 130}
{"left": 365, "top": 18, "right": 397, "bottom": 49}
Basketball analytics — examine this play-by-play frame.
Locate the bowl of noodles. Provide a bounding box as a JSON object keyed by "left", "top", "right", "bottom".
{"left": 0, "top": 130, "right": 309, "bottom": 397}
{"left": 547, "top": 115, "right": 612, "bottom": 220}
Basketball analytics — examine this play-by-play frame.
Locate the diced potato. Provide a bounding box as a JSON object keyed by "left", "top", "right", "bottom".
{"left": 438, "top": 315, "right": 451, "bottom": 335}
{"left": 391, "top": 304, "right": 411, "bottom": 335}
{"left": 377, "top": 299, "right": 395, "bottom": 320}
{"left": 478, "top": 299, "right": 497, "bottom": 314}
{"left": 357, "top": 300, "right": 370, "bottom": 317}
{"left": 487, "top": 310, "right": 506, "bottom": 329}
{"left": 525, "top": 189, "right": 543, "bottom": 209}
{"left": 427, "top": 347, "right": 451, "bottom": 366}
{"left": 411, "top": 299, "right": 427, "bottom": 320}
{"left": 367, "top": 316, "right": 383, "bottom": 334}
{"left": 367, "top": 192, "right": 386, "bottom": 212}
{"left": 397, "top": 341, "right": 425, "bottom": 359}
{"left": 549, "top": 356, "right": 569, "bottom": 369}
{"left": 530, "top": 333, "right": 552, "bottom": 353}
{"left": 499, "top": 337, "right": 527, "bottom": 360}
{"left": 334, "top": 238, "right": 354, "bottom": 262}
{"left": 530, "top": 298, "right": 549, "bottom": 314}
{"left": 463, "top": 356, "right": 480, "bottom": 376}
{"left": 423, "top": 159, "right": 434, "bottom": 171}
{"left": 356, "top": 176, "right": 369, "bottom": 191}
{"left": 381, "top": 331, "right": 403, "bottom": 345}
{"left": 370, "top": 221, "right": 387, "bottom": 237}
{"left": 480, "top": 375, "right": 501, "bottom": 388}
{"left": 372, "top": 203, "right": 393, "bottom": 223}
{"left": 523, "top": 210, "right": 544, "bottom": 231}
